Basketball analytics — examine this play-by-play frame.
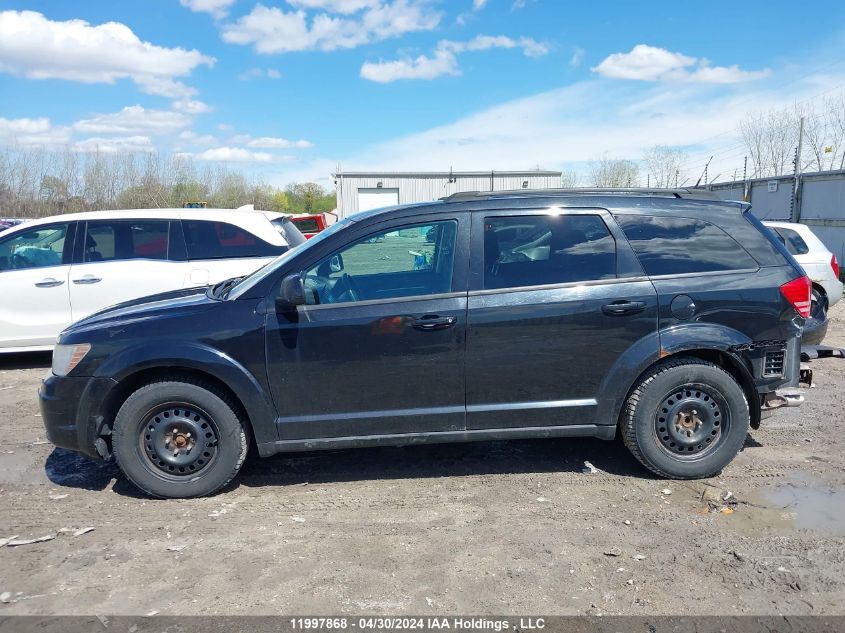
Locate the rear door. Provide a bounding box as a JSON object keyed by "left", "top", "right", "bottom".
{"left": 0, "top": 221, "right": 75, "bottom": 349}
{"left": 466, "top": 208, "right": 658, "bottom": 430}
{"left": 69, "top": 219, "right": 179, "bottom": 321}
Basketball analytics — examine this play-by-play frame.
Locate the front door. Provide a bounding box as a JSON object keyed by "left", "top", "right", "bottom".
{"left": 466, "top": 209, "right": 658, "bottom": 430}
{"left": 266, "top": 216, "right": 469, "bottom": 440}
{"left": 0, "top": 222, "right": 75, "bottom": 350}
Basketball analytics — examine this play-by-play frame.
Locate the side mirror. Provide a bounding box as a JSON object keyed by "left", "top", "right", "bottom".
{"left": 278, "top": 273, "right": 306, "bottom": 307}
{"left": 329, "top": 253, "right": 344, "bottom": 274}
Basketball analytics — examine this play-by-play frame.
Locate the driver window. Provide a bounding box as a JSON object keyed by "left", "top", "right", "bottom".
{"left": 304, "top": 220, "right": 457, "bottom": 305}
{"left": 0, "top": 224, "right": 70, "bottom": 272}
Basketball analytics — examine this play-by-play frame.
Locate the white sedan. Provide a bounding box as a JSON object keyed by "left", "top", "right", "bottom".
{"left": 764, "top": 221, "right": 842, "bottom": 312}
{"left": 0, "top": 207, "right": 304, "bottom": 353}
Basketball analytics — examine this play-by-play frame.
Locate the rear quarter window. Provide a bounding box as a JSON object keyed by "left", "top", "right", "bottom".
{"left": 182, "top": 220, "right": 285, "bottom": 260}
{"left": 772, "top": 228, "right": 810, "bottom": 255}
{"left": 614, "top": 215, "right": 758, "bottom": 276}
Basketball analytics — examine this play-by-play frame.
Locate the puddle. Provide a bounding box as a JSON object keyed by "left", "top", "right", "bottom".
{"left": 757, "top": 478, "right": 845, "bottom": 536}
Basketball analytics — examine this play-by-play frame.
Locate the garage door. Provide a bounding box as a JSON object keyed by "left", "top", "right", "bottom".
{"left": 357, "top": 188, "right": 399, "bottom": 212}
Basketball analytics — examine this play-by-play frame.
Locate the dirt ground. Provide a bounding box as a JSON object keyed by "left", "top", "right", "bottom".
{"left": 1, "top": 306, "right": 844, "bottom": 616}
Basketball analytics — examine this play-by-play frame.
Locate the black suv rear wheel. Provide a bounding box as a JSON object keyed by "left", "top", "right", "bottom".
{"left": 112, "top": 379, "right": 248, "bottom": 498}
{"left": 620, "top": 358, "right": 749, "bottom": 479}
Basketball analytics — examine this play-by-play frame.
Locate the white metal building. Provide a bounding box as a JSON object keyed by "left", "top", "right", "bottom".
{"left": 334, "top": 170, "right": 563, "bottom": 218}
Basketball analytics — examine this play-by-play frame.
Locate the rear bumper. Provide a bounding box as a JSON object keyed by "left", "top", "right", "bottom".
{"left": 39, "top": 373, "right": 117, "bottom": 458}
{"left": 802, "top": 314, "right": 828, "bottom": 346}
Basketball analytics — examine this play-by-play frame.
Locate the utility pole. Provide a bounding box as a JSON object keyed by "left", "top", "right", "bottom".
{"left": 743, "top": 156, "right": 747, "bottom": 181}
{"left": 647, "top": 174, "right": 650, "bottom": 187}
{"left": 790, "top": 116, "right": 804, "bottom": 222}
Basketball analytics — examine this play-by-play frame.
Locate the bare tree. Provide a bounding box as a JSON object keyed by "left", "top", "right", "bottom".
{"left": 560, "top": 170, "right": 578, "bottom": 188}
{"left": 0, "top": 145, "right": 333, "bottom": 218}
{"left": 643, "top": 145, "right": 687, "bottom": 188}
{"left": 588, "top": 154, "right": 640, "bottom": 187}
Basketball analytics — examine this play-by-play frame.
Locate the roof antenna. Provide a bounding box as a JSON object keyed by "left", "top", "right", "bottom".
{"left": 694, "top": 156, "right": 713, "bottom": 187}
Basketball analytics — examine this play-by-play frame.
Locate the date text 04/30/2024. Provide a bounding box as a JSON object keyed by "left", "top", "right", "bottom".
{"left": 289, "top": 618, "right": 546, "bottom": 631}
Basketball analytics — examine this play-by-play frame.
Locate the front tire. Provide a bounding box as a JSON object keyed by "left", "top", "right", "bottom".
{"left": 620, "top": 358, "right": 749, "bottom": 479}
{"left": 112, "top": 379, "right": 248, "bottom": 498}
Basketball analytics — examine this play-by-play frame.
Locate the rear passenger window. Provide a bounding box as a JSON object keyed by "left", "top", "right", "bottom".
{"left": 615, "top": 215, "right": 758, "bottom": 276}
{"left": 84, "top": 221, "right": 168, "bottom": 262}
{"left": 483, "top": 215, "right": 616, "bottom": 290}
{"left": 773, "top": 228, "right": 810, "bottom": 255}
{"left": 182, "top": 221, "right": 283, "bottom": 260}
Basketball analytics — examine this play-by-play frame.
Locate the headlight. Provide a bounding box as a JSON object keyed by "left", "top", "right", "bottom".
{"left": 52, "top": 343, "right": 91, "bottom": 376}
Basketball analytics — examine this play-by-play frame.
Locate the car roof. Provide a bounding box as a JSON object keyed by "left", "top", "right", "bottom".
{"left": 347, "top": 188, "right": 747, "bottom": 224}
{"left": 2, "top": 208, "right": 286, "bottom": 230}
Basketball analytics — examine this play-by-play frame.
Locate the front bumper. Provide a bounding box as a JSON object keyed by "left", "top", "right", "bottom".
{"left": 39, "top": 373, "right": 117, "bottom": 458}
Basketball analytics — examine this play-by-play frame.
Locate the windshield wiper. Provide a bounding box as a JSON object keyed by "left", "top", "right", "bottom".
{"left": 209, "top": 276, "right": 244, "bottom": 300}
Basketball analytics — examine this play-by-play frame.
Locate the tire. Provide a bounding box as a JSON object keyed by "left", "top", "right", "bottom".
{"left": 112, "top": 379, "right": 248, "bottom": 498}
{"left": 620, "top": 357, "right": 749, "bottom": 479}
{"left": 810, "top": 287, "right": 828, "bottom": 320}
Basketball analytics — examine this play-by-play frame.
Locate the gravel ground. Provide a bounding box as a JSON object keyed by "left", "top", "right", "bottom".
{"left": 1, "top": 305, "right": 844, "bottom": 616}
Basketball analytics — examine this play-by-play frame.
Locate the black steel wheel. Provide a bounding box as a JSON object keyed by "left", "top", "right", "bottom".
{"left": 113, "top": 379, "right": 248, "bottom": 498}
{"left": 654, "top": 385, "right": 730, "bottom": 460}
{"left": 621, "top": 357, "right": 749, "bottom": 479}
{"left": 139, "top": 403, "right": 219, "bottom": 478}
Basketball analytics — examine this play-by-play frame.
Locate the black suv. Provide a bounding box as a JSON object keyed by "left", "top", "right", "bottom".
{"left": 40, "top": 189, "right": 810, "bottom": 498}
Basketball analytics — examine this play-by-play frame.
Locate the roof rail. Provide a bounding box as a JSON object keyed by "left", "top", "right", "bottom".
{"left": 440, "top": 187, "right": 723, "bottom": 202}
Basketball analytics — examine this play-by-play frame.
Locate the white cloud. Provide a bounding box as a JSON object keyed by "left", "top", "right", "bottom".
{"left": 179, "top": 0, "right": 236, "bottom": 19}
{"left": 361, "top": 49, "right": 459, "bottom": 83}
{"left": 569, "top": 46, "right": 585, "bottom": 68}
{"left": 178, "top": 130, "right": 218, "bottom": 146}
{"left": 0, "top": 10, "right": 215, "bottom": 97}
{"left": 0, "top": 117, "right": 51, "bottom": 135}
{"left": 592, "top": 44, "right": 770, "bottom": 84}
{"left": 73, "top": 106, "right": 191, "bottom": 135}
{"left": 0, "top": 116, "right": 72, "bottom": 146}
{"left": 221, "top": 1, "right": 441, "bottom": 53}
{"left": 287, "top": 0, "right": 381, "bottom": 13}
{"left": 442, "top": 35, "right": 548, "bottom": 57}
{"left": 246, "top": 136, "right": 314, "bottom": 149}
{"left": 172, "top": 98, "right": 213, "bottom": 114}
{"left": 73, "top": 135, "right": 155, "bottom": 153}
{"left": 239, "top": 67, "right": 283, "bottom": 80}
{"left": 194, "top": 147, "right": 276, "bottom": 162}
{"left": 361, "top": 34, "right": 548, "bottom": 83}
{"left": 473, "top": 0, "right": 488, "bottom": 9}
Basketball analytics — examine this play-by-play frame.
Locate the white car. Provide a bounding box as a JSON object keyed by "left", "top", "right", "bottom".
{"left": 764, "top": 221, "right": 842, "bottom": 317}
{"left": 0, "top": 207, "right": 304, "bottom": 353}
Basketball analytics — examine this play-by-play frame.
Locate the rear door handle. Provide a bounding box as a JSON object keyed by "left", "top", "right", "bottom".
{"left": 35, "top": 278, "right": 64, "bottom": 288}
{"left": 602, "top": 300, "right": 646, "bottom": 316}
{"left": 72, "top": 275, "right": 102, "bottom": 285}
{"left": 411, "top": 315, "right": 457, "bottom": 331}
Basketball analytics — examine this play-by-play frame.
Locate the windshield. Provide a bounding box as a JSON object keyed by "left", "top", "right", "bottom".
{"left": 227, "top": 216, "right": 354, "bottom": 299}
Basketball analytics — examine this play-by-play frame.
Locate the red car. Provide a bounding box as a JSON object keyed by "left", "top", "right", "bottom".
{"left": 290, "top": 213, "right": 336, "bottom": 239}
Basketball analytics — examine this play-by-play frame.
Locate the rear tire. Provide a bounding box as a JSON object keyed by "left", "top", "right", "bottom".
{"left": 620, "top": 358, "right": 749, "bottom": 479}
{"left": 112, "top": 379, "right": 248, "bottom": 498}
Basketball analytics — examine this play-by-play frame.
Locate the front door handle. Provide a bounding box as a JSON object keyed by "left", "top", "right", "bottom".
{"left": 35, "top": 278, "right": 64, "bottom": 288}
{"left": 602, "top": 300, "right": 646, "bottom": 316}
{"left": 72, "top": 275, "right": 102, "bottom": 285}
{"left": 411, "top": 315, "right": 457, "bottom": 331}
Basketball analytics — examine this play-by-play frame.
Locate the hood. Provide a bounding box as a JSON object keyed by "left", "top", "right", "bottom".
{"left": 65, "top": 286, "right": 215, "bottom": 333}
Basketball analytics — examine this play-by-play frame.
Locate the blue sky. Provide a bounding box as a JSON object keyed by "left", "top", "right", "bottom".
{"left": 2, "top": 0, "right": 845, "bottom": 188}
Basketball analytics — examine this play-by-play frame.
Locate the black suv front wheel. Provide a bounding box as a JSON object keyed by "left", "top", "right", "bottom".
{"left": 620, "top": 358, "right": 749, "bottom": 479}
{"left": 112, "top": 379, "right": 249, "bottom": 498}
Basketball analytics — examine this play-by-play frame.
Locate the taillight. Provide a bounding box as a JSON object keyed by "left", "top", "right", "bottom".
{"left": 780, "top": 275, "right": 812, "bottom": 318}
{"left": 832, "top": 254, "right": 840, "bottom": 279}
